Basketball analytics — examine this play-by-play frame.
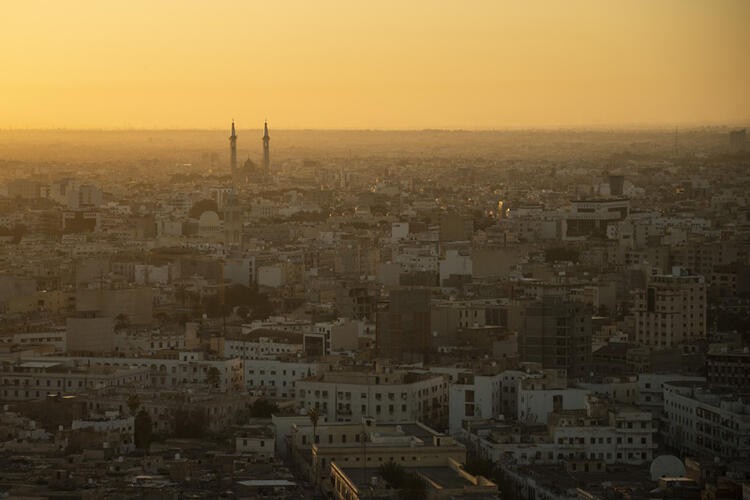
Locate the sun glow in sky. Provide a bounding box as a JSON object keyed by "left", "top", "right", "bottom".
{"left": 2, "top": 0, "right": 748, "bottom": 129}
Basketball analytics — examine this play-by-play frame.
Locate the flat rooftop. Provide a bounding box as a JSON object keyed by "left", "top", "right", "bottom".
{"left": 339, "top": 465, "right": 495, "bottom": 495}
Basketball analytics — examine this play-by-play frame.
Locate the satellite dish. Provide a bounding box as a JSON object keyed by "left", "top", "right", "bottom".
{"left": 650, "top": 455, "right": 685, "bottom": 480}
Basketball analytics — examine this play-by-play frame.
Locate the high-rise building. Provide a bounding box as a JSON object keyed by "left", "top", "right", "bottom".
{"left": 376, "top": 288, "right": 432, "bottom": 362}
{"left": 229, "top": 120, "right": 238, "bottom": 185}
{"left": 223, "top": 192, "right": 243, "bottom": 248}
{"left": 516, "top": 296, "right": 592, "bottom": 381}
{"left": 262, "top": 120, "right": 270, "bottom": 177}
{"left": 633, "top": 270, "right": 706, "bottom": 349}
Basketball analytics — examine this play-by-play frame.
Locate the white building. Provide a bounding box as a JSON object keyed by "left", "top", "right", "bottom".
{"left": 391, "top": 222, "right": 410, "bottom": 242}
{"left": 577, "top": 376, "right": 638, "bottom": 405}
{"left": 517, "top": 370, "right": 590, "bottom": 425}
{"left": 468, "top": 397, "right": 655, "bottom": 466}
{"left": 223, "top": 257, "right": 256, "bottom": 288}
{"left": 257, "top": 265, "right": 285, "bottom": 288}
{"left": 633, "top": 270, "right": 706, "bottom": 349}
{"left": 635, "top": 373, "right": 706, "bottom": 415}
{"left": 663, "top": 381, "right": 750, "bottom": 461}
{"left": 1, "top": 330, "right": 67, "bottom": 352}
{"left": 295, "top": 364, "right": 448, "bottom": 425}
{"left": 449, "top": 372, "right": 503, "bottom": 435}
{"left": 0, "top": 360, "right": 150, "bottom": 401}
{"left": 23, "top": 351, "right": 244, "bottom": 393}
{"left": 561, "top": 198, "right": 630, "bottom": 241}
{"left": 224, "top": 331, "right": 304, "bottom": 361}
{"left": 235, "top": 425, "right": 275, "bottom": 458}
{"left": 304, "top": 319, "right": 360, "bottom": 355}
{"left": 439, "top": 249, "right": 472, "bottom": 286}
{"left": 71, "top": 413, "right": 135, "bottom": 453}
{"left": 245, "top": 358, "right": 320, "bottom": 398}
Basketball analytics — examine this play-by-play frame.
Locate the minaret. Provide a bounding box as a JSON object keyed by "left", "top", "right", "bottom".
{"left": 230, "top": 120, "right": 237, "bottom": 186}
{"left": 262, "top": 120, "right": 270, "bottom": 177}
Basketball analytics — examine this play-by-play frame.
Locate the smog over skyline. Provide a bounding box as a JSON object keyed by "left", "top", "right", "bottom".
{"left": 1, "top": 2, "right": 749, "bottom": 500}
{"left": 2, "top": 0, "right": 749, "bottom": 130}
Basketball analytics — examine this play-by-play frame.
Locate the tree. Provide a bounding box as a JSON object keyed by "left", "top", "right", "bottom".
{"left": 464, "top": 457, "right": 494, "bottom": 477}
{"left": 134, "top": 409, "right": 153, "bottom": 451}
{"left": 126, "top": 393, "right": 141, "bottom": 415}
{"left": 378, "top": 461, "right": 427, "bottom": 500}
{"left": 173, "top": 408, "right": 208, "bottom": 438}
{"left": 399, "top": 473, "right": 427, "bottom": 500}
{"left": 201, "top": 284, "right": 275, "bottom": 320}
{"left": 308, "top": 406, "right": 320, "bottom": 485}
{"left": 308, "top": 406, "right": 320, "bottom": 442}
{"left": 378, "top": 461, "right": 406, "bottom": 486}
{"left": 249, "top": 398, "right": 279, "bottom": 418}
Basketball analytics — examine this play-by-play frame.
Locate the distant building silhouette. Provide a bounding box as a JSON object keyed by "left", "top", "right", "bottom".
{"left": 229, "top": 120, "right": 269, "bottom": 185}
{"left": 263, "top": 120, "right": 270, "bottom": 177}
{"left": 608, "top": 174, "right": 625, "bottom": 196}
{"left": 729, "top": 129, "right": 746, "bottom": 152}
{"left": 229, "top": 120, "right": 238, "bottom": 186}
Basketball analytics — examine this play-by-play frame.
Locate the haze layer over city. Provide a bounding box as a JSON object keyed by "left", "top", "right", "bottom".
{"left": 1, "top": 2, "right": 749, "bottom": 499}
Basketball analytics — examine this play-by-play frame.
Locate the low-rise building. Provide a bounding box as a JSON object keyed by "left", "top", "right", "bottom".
{"left": 236, "top": 424, "right": 275, "bottom": 458}
{"left": 291, "top": 419, "right": 467, "bottom": 486}
{"left": 465, "top": 396, "right": 655, "bottom": 466}
{"left": 663, "top": 381, "right": 750, "bottom": 461}
{"left": 223, "top": 330, "right": 304, "bottom": 360}
{"left": 0, "top": 360, "right": 149, "bottom": 401}
{"left": 245, "top": 357, "right": 320, "bottom": 398}
{"left": 706, "top": 346, "right": 750, "bottom": 387}
{"left": 295, "top": 363, "right": 448, "bottom": 426}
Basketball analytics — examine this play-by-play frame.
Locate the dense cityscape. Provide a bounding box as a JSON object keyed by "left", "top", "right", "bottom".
{"left": 0, "top": 123, "right": 748, "bottom": 499}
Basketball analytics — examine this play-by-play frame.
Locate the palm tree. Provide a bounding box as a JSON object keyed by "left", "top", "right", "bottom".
{"left": 308, "top": 406, "right": 320, "bottom": 443}
{"left": 308, "top": 406, "right": 320, "bottom": 486}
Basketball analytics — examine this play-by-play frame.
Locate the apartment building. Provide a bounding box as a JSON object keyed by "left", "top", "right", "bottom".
{"left": 663, "top": 381, "right": 750, "bottom": 461}
{"left": 0, "top": 360, "right": 149, "bottom": 401}
{"left": 223, "top": 330, "right": 304, "bottom": 360}
{"left": 25, "top": 350, "right": 244, "bottom": 393}
{"left": 633, "top": 270, "right": 706, "bottom": 349}
{"left": 245, "top": 358, "right": 320, "bottom": 398}
{"left": 295, "top": 364, "right": 448, "bottom": 426}
{"left": 290, "top": 419, "right": 465, "bottom": 484}
{"left": 706, "top": 347, "right": 750, "bottom": 387}
{"left": 468, "top": 397, "right": 655, "bottom": 466}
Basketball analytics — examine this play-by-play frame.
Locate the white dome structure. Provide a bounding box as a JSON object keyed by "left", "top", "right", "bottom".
{"left": 649, "top": 455, "right": 686, "bottom": 480}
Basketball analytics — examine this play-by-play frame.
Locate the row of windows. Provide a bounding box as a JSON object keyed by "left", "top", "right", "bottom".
{"left": 2, "top": 376, "right": 143, "bottom": 388}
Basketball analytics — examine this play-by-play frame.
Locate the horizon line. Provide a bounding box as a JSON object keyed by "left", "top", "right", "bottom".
{"left": 0, "top": 123, "right": 748, "bottom": 133}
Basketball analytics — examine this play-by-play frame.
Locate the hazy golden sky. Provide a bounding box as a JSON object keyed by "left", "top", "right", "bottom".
{"left": 2, "top": 0, "right": 748, "bottom": 129}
